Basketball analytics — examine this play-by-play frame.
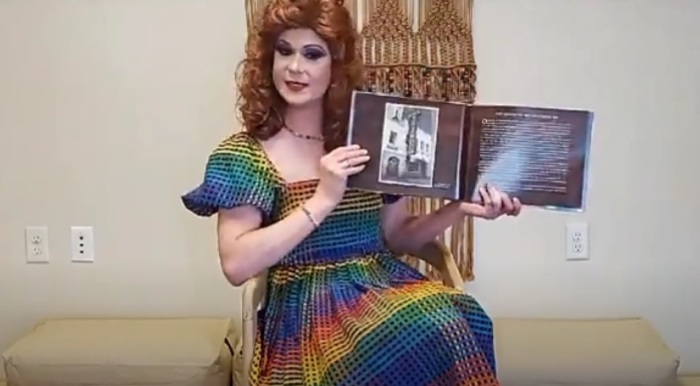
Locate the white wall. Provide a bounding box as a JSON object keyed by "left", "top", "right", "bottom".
{"left": 469, "top": 0, "right": 700, "bottom": 373}
{"left": 0, "top": 1, "right": 248, "bottom": 375}
{"left": 0, "top": 0, "right": 698, "bottom": 376}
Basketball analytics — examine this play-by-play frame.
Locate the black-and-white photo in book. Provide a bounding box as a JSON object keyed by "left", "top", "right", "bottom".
{"left": 377, "top": 102, "right": 440, "bottom": 189}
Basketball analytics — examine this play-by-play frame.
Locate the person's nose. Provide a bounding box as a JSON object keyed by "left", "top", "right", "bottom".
{"left": 288, "top": 53, "right": 302, "bottom": 73}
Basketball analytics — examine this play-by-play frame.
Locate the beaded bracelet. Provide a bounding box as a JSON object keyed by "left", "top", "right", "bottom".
{"left": 300, "top": 205, "right": 320, "bottom": 229}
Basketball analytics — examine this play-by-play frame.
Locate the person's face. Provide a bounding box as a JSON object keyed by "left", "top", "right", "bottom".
{"left": 272, "top": 28, "right": 332, "bottom": 107}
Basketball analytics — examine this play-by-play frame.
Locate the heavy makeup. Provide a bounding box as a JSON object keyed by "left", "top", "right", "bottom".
{"left": 271, "top": 28, "right": 332, "bottom": 108}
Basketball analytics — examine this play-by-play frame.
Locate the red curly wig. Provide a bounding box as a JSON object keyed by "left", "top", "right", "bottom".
{"left": 235, "top": 0, "right": 364, "bottom": 151}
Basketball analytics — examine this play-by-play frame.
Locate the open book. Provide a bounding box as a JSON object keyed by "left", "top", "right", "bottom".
{"left": 346, "top": 90, "right": 594, "bottom": 212}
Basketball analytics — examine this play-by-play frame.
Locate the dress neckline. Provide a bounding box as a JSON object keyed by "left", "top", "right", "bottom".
{"left": 245, "top": 132, "right": 321, "bottom": 187}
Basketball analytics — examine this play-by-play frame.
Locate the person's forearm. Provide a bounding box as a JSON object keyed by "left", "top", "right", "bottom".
{"left": 389, "top": 201, "right": 466, "bottom": 255}
{"left": 219, "top": 194, "right": 335, "bottom": 285}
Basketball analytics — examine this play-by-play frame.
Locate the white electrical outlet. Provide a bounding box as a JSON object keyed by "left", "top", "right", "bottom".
{"left": 71, "top": 226, "right": 95, "bottom": 262}
{"left": 25, "top": 226, "right": 50, "bottom": 263}
{"left": 566, "top": 222, "right": 589, "bottom": 260}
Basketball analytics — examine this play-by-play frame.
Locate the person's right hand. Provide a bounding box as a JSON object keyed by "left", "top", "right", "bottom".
{"left": 315, "top": 144, "right": 370, "bottom": 206}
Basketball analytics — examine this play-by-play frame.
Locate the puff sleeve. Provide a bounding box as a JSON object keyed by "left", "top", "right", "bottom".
{"left": 181, "top": 136, "right": 276, "bottom": 221}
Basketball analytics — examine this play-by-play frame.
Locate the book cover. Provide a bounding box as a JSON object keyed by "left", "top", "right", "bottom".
{"left": 346, "top": 90, "right": 594, "bottom": 211}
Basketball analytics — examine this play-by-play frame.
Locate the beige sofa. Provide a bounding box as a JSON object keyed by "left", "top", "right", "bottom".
{"left": 680, "top": 376, "right": 700, "bottom": 386}
{"left": 2, "top": 317, "right": 235, "bottom": 386}
{"left": 493, "top": 317, "right": 681, "bottom": 385}
{"left": 0, "top": 315, "right": 687, "bottom": 386}
{"left": 0, "top": 241, "right": 688, "bottom": 385}
{"left": 235, "top": 240, "right": 683, "bottom": 386}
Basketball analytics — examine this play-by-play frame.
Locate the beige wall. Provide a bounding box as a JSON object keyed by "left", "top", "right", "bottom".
{"left": 1, "top": 0, "right": 698, "bottom": 376}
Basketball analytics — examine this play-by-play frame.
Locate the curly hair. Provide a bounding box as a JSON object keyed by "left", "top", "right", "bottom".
{"left": 235, "top": 0, "right": 364, "bottom": 151}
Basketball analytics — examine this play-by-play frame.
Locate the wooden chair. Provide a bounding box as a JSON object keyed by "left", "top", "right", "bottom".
{"left": 237, "top": 240, "right": 464, "bottom": 386}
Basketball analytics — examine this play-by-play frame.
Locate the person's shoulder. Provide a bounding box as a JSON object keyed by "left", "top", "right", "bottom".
{"left": 207, "top": 131, "right": 267, "bottom": 167}
{"left": 183, "top": 131, "right": 276, "bottom": 217}
{"left": 211, "top": 131, "right": 259, "bottom": 156}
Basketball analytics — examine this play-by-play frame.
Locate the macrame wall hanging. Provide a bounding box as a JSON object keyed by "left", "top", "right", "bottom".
{"left": 244, "top": 0, "right": 477, "bottom": 281}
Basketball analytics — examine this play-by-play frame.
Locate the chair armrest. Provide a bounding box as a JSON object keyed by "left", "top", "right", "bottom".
{"left": 410, "top": 240, "right": 464, "bottom": 290}
{"left": 241, "top": 270, "right": 268, "bottom": 386}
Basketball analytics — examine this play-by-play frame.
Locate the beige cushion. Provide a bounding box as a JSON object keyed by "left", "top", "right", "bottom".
{"left": 2, "top": 317, "right": 234, "bottom": 386}
{"left": 679, "top": 376, "right": 700, "bottom": 386}
{"left": 494, "top": 317, "right": 680, "bottom": 386}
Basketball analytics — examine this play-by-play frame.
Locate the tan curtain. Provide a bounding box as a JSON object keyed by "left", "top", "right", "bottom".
{"left": 244, "top": 0, "right": 477, "bottom": 281}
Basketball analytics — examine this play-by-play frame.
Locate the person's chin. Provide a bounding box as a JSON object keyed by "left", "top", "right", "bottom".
{"left": 280, "top": 92, "right": 315, "bottom": 107}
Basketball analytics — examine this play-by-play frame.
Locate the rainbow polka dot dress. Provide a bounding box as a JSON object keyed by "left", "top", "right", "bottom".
{"left": 182, "top": 132, "right": 500, "bottom": 386}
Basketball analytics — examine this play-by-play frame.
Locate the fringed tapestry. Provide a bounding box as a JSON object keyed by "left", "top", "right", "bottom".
{"left": 244, "top": 0, "right": 477, "bottom": 282}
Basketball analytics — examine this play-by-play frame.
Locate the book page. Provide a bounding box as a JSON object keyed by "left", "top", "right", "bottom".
{"left": 468, "top": 106, "right": 592, "bottom": 210}
{"left": 346, "top": 91, "right": 468, "bottom": 201}
{"left": 478, "top": 111, "right": 570, "bottom": 194}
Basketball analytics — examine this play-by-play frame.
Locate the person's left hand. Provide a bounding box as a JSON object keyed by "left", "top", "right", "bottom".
{"left": 460, "top": 183, "right": 522, "bottom": 220}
